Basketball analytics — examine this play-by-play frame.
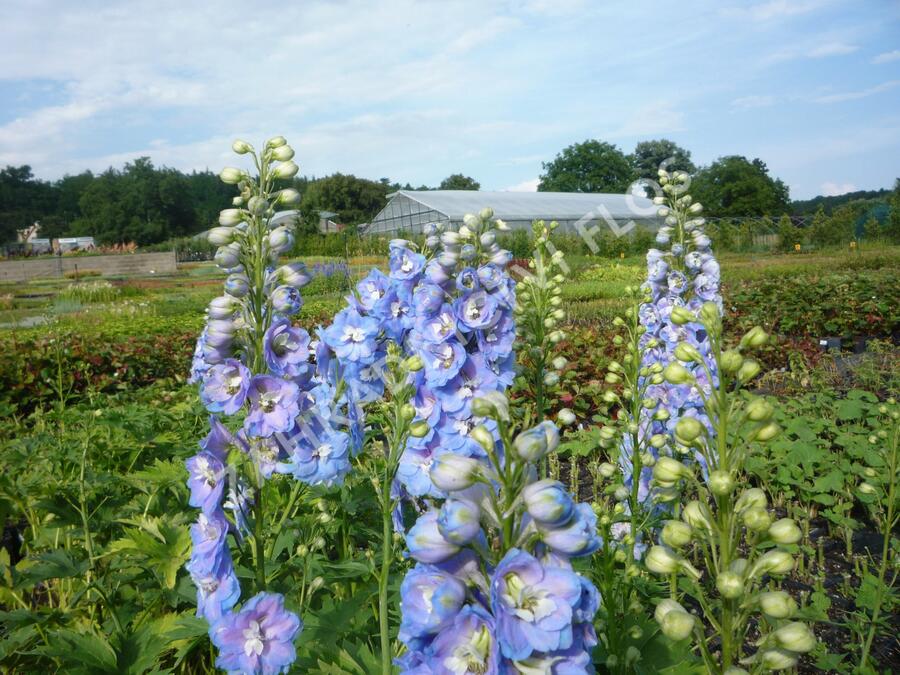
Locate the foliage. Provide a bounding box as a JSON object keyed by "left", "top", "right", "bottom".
{"left": 629, "top": 139, "right": 696, "bottom": 181}
{"left": 299, "top": 173, "right": 389, "bottom": 227}
{"left": 438, "top": 174, "right": 480, "bottom": 190}
{"left": 690, "top": 155, "right": 790, "bottom": 218}
{"left": 538, "top": 139, "right": 635, "bottom": 193}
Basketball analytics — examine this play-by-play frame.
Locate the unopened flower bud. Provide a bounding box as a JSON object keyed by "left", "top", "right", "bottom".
{"left": 232, "top": 139, "right": 253, "bottom": 154}
{"left": 409, "top": 421, "right": 430, "bottom": 438}
{"left": 669, "top": 306, "right": 694, "bottom": 326}
{"left": 708, "top": 470, "right": 734, "bottom": 496}
{"left": 218, "top": 209, "right": 245, "bottom": 227}
{"left": 745, "top": 397, "right": 774, "bottom": 422}
{"left": 220, "top": 167, "right": 243, "bottom": 184}
{"left": 716, "top": 571, "right": 744, "bottom": 599}
{"left": 272, "top": 145, "right": 295, "bottom": 162}
{"left": 404, "top": 355, "right": 424, "bottom": 372}
{"left": 209, "top": 225, "right": 238, "bottom": 246}
{"left": 273, "top": 161, "right": 299, "bottom": 179}
{"left": 470, "top": 425, "right": 495, "bottom": 453}
{"left": 721, "top": 349, "right": 743, "bottom": 373}
{"left": 741, "top": 326, "right": 769, "bottom": 349}
{"left": 735, "top": 488, "right": 767, "bottom": 512}
{"left": 277, "top": 188, "right": 301, "bottom": 205}
{"left": 654, "top": 599, "right": 695, "bottom": 641}
{"left": 266, "top": 136, "right": 287, "bottom": 148}
{"left": 751, "top": 550, "right": 794, "bottom": 577}
{"left": 758, "top": 649, "right": 798, "bottom": 670}
{"left": 768, "top": 518, "right": 801, "bottom": 545}
{"left": 737, "top": 359, "right": 761, "bottom": 383}
{"left": 661, "top": 520, "right": 692, "bottom": 548}
{"left": 753, "top": 422, "right": 780, "bottom": 442}
{"left": 558, "top": 408, "right": 576, "bottom": 426}
{"left": 654, "top": 456, "right": 690, "bottom": 483}
{"left": 400, "top": 403, "right": 416, "bottom": 422}
{"left": 758, "top": 591, "right": 797, "bottom": 619}
{"left": 430, "top": 454, "right": 482, "bottom": 492}
{"left": 742, "top": 507, "right": 772, "bottom": 532}
{"left": 645, "top": 546, "right": 681, "bottom": 575}
{"left": 663, "top": 362, "right": 693, "bottom": 385}
{"left": 675, "top": 417, "right": 703, "bottom": 443}
{"left": 598, "top": 462, "right": 616, "bottom": 478}
{"left": 674, "top": 342, "right": 703, "bottom": 363}
{"left": 773, "top": 622, "right": 815, "bottom": 653}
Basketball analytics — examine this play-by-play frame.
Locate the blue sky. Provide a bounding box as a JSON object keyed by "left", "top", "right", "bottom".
{"left": 1, "top": 0, "right": 898, "bottom": 199}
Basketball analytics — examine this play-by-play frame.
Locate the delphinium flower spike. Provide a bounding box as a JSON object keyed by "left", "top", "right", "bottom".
{"left": 185, "top": 137, "right": 358, "bottom": 674}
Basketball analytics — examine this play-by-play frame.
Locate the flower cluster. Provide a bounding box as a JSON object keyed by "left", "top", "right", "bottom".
{"left": 644, "top": 305, "right": 815, "bottom": 672}
{"left": 316, "top": 209, "right": 518, "bottom": 504}
{"left": 616, "top": 171, "right": 722, "bottom": 510}
{"left": 397, "top": 395, "right": 601, "bottom": 673}
{"left": 185, "top": 137, "right": 346, "bottom": 673}
{"left": 512, "top": 219, "right": 569, "bottom": 420}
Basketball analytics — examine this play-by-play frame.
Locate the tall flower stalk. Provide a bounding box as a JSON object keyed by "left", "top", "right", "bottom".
{"left": 514, "top": 219, "right": 569, "bottom": 423}
{"left": 645, "top": 305, "right": 815, "bottom": 672}
{"left": 397, "top": 392, "right": 601, "bottom": 672}
{"left": 186, "top": 137, "right": 357, "bottom": 674}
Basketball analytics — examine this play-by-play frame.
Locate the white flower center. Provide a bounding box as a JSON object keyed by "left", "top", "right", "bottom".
{"left": 344, "top": 326, "right": 366, "bottom": 343}
{"left": 196, "top": 456, "right": 219, "bottom": 486}
{"left": 242, "top": 620, "right": 266, "bottom": 657}
{"left": 444, "top": 625, "right": 491, "bottom": 674}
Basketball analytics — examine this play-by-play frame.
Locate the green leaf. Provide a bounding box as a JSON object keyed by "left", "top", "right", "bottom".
{"left": 14, "top": 549, "right": 89, "bottom": 590}
{"left": 32, "top": 629, "right": 118, "bottom": 674}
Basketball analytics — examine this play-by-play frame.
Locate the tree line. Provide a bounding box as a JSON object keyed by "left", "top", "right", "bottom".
{"left": 1, "top": 138, "right": 897, "bottom": 246}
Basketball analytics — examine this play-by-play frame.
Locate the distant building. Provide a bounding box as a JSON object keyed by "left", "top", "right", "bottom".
{"left": 361, "top": 190, "right": 661, "bottom": 235}
{"left": 55, "top": 237, "right": 96, "bottom": 253}
{"left": 17, "top": 221, "right": 42, "bottom": 243}
{"left": 269, "top": 210, "right": 345, "bottom": 234}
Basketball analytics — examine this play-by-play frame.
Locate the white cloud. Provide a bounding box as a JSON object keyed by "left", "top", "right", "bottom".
{"left": 813, "top": 79, "right": 900, "bottom": 103}
{"left": 722, "top": 0, "right": 826, "bottom": 22}
{"left": 873, "top": 50, "right": 900, "bottom": 64}
{"left": 820, "top": 181, "right": 857, "bottom": 196}
{"left": 608, "top": 101, "right": 685, "bottom": 138}
{"left": 731, "top": 95, "right": 776, "bottom": 109}
{"left": 807, "top": 42, "right": 858, "bottom": 58}
{"left": 504, "top": 178, "right": 539, "bottom": 192}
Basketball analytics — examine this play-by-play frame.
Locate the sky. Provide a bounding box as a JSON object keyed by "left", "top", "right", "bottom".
{"left": 0, "top": 0, "right": 898, "bottom": 200}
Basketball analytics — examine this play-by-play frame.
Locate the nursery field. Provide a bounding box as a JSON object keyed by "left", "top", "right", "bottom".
{"left": 1, "top": 224, "right": 899, "bottom": 675}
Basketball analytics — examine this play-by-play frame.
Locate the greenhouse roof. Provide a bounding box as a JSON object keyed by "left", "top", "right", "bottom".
{"left": 383, "top": 190, "right": 658, "bottom": 222}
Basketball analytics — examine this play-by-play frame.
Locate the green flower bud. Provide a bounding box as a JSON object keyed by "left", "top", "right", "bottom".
{"left": 735, "top": 488, "right": 768, "bottom": 513}
{"left": 742, "top": 506, "right": 772, "bottom": 532}
{"left": 663, "top": 362, "right": 693, "bottom": 385}
{"left": 700, "top": 301, "right": 719, "bottom": 326}
{"left": 557, "top": 408, "right": 576, "bottom": 426}
{"left": 773, "top": 622, "right": 816, "bottom": 653}
{"left": 400, "top": 403, "right": 416, "bottom": 422}
{"left": 758, "top": 649, "right": 798, "bottom": 670}
{"left": 708, "top": 470, "right": 735, "bottom": 496}
{"left": 470, "top": 425, "right": 495, "bottom": 452}
{"left": 768, "top": 518, "right": 802, "bottom": 545}
{"left": 721, "top": 349, "right": 743, "bottom": 373}
{"left": 653, "top": 456, "right": 690, "bottom": 484}
{"left": 598, "top": 462, "right": 616, "bottom": 478}
{"left": 746, "top": 397, "right": 775, "bottom": 422}
{"left": 645, "top": 545, "right": 681, "bottom": 575}
{"left": 737, "top": 359, "right": 761, "bottom": 383}
{"left": 741, "top": 326, "right": 769, "bottom": 349}
{"left": 409, "top": 421, "right": 430, "bottom": 438}
{"left": 650, "top": 434, "right": 667, "bottom": 449}
{"left": 658, "top": 607, "right": 695, "bottom": 641}
{"left": 682, "top": 500, "right": 715, "bottom": 536}
{"left": 220, "top": 167, "right": 243, "bottom": 184}
{"left": 674, "top": 342, "right": 703, "bottom": 363}
{"left": 404, "top": 355, "right": 424, "bottom": 372}
{"left": 751, "top": 550, "right": 794, "bottom": 577}
{"left": 272, "top": 145, "right": 295, "bottom": 162}
{"left": 716, "top": 571, "right": 745, "bottom": 599}
{"left": 670, "top": 306, "right": 695, "bottom": 325}
{"left": 277, "top": 188, "right": 301, "bottom": 205}
{"left": 723, "top": 668, "right": 749, "bottom": 675}
{"left": 675, "top": 417, "right": 703, "bottom": 443}
{"left": 758, "top": 591, "right": 797, "bottom": 619}
{"left": 858, "top": 481, "right": 877, "bottom": 495}
{"left": 753, "top": 422, "right": 781, "bottom": 442}
{"left": 661, "top": 520, "right": 693, "bottom": 548}
{"left": 232, "top": 139, "right": 253, "bottom": 154}
{"left": 266, "top": 135, "right": 287, "bottom": 148}
{"left": 273, "top": 161, "right": 299, "bottom": 179}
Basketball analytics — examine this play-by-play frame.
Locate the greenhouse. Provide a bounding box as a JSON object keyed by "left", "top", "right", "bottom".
{"left": 361, "top": 189, "right": 661, "bottom": 234}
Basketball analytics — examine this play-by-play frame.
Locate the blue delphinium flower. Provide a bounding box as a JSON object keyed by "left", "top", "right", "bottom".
{"left": 186, "top": 451, "right": 226, "bottom": 514}
{"left": 210, "top": 592, "right": 302, "bottom": 675}
{"left": 264, "top": 320, "right": 311, "bottom": 380}
{"left": 491, "top": 548, "right": 583, "bottom": 660}
{"left": 201, "top": 358, "right": 250, "bottom": 415}
{"left": 322, "top": 307, "right": 380, "bottom": 362}
{"left": 428, "top": 605, "right": 500, "bottom": 675}
{"left": 244, "top": 375, "right": 300, "bottom": 438}
{"left": 187, "top": 553, "right": 241, "bottom": 623}
{"left": 398, "top": 564, "right": 468, "bottom": 643}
